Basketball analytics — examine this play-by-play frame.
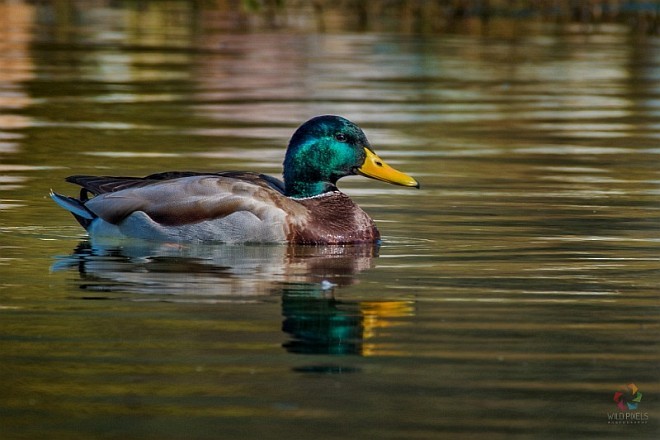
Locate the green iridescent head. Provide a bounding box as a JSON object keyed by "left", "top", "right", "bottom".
{"left": 283, "top": 115, "right": 418, "bottom": 198}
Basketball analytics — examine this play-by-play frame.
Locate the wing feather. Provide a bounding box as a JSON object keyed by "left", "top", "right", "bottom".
{"left": 83, "top": 175, "right": 304, "bottom": 227}
{"left": 67, "top": 171, "right": 285, "bottom": 196}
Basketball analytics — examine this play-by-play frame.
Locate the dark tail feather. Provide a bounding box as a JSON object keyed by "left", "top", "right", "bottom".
{"left": 50, "top": 190, "right": 96, "bottom": 229}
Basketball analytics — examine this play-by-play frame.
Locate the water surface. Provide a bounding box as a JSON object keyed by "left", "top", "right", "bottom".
{"left": 1, "top": 2, "right": 659, "bottom": 439}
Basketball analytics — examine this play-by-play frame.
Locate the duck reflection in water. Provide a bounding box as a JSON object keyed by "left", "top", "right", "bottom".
{"left": 53, "top": 241, "right": 413, "bottom": 358}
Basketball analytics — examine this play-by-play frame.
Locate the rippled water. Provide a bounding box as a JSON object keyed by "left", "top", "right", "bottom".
{"left": 1, "top": 2, "right": 659, "bottom": 439}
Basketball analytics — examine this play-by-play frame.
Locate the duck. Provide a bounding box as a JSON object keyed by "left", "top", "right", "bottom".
{"left": 50, "top": 115, "right": 419, "bottom": 244}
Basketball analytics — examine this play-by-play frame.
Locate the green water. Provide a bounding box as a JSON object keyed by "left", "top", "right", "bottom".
{"left": 1, "top": 2, "right": 659, "bottom": 439}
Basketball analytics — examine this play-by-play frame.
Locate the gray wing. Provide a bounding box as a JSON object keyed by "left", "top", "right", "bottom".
{"left": 67, "top": 171, "right": 285, "bottom": 198}
{"left": 83, "top": 175, "right": 303, "bottom": 227}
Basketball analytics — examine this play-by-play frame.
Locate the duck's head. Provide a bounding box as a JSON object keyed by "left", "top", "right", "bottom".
{"left": 283, "top": 115, "right": 419, "bottom": 198}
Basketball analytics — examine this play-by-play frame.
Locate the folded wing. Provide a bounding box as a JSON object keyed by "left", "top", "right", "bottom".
{"left": 54, "top": 173, "right": 308, "bottom": 242}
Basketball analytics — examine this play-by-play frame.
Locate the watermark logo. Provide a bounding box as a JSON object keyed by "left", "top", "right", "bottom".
{"left": 607, "top": 383, "right": 648, "bottom": 425}
{"left": 613, "top": 383, "right": 642, "bottom": 411}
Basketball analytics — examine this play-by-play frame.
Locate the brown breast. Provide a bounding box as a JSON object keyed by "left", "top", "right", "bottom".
{"left": 286, "top": 192, "right": 380, "bottom": 245}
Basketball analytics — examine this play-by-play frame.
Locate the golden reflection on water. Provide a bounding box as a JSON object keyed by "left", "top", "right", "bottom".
{"left": 0, "top": 1, "right": 35, "bottom": 157}
{"left": 47, "top": 240, "right": 416, "bottom": 359}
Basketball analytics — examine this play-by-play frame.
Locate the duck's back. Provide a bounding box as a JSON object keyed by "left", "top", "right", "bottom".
{"left": 57, "top": 172, "right": 299, "bottom": 243}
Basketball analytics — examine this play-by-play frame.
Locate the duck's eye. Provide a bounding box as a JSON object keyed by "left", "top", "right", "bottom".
{"left": 334, "top": 133, "right": 348, "bottom": 142}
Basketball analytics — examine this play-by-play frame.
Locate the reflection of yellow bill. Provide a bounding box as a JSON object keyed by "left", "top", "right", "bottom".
{"left": 360, "top": 300, "right": 415, "bottom": 356}
{"left": 358, "top": 148, "right": 420, "bottom": 188}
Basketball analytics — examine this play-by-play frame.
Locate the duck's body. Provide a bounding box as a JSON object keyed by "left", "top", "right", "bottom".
{"left": 55, "top": 171, "right": 379, "bottom": 244}
{"left": 51, "top": 116, "right": 418, "bottom": 244}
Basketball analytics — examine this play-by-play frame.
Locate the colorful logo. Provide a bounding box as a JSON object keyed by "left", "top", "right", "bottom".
{"left": 613, "top": 383, "right": 642, "bottom": 411}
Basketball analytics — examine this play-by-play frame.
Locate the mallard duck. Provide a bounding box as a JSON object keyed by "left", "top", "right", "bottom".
{"left": 51, "top": 115, "right": 419, "bottom": 244}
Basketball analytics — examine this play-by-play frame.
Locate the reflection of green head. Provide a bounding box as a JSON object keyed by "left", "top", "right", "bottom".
{"left": 283, "top": 115, "right": 369, "bottom": 198}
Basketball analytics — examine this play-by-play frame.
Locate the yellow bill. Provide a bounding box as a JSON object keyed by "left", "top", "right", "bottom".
{"left": 357, "top": 148, "right": 419, "bottom": 188}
